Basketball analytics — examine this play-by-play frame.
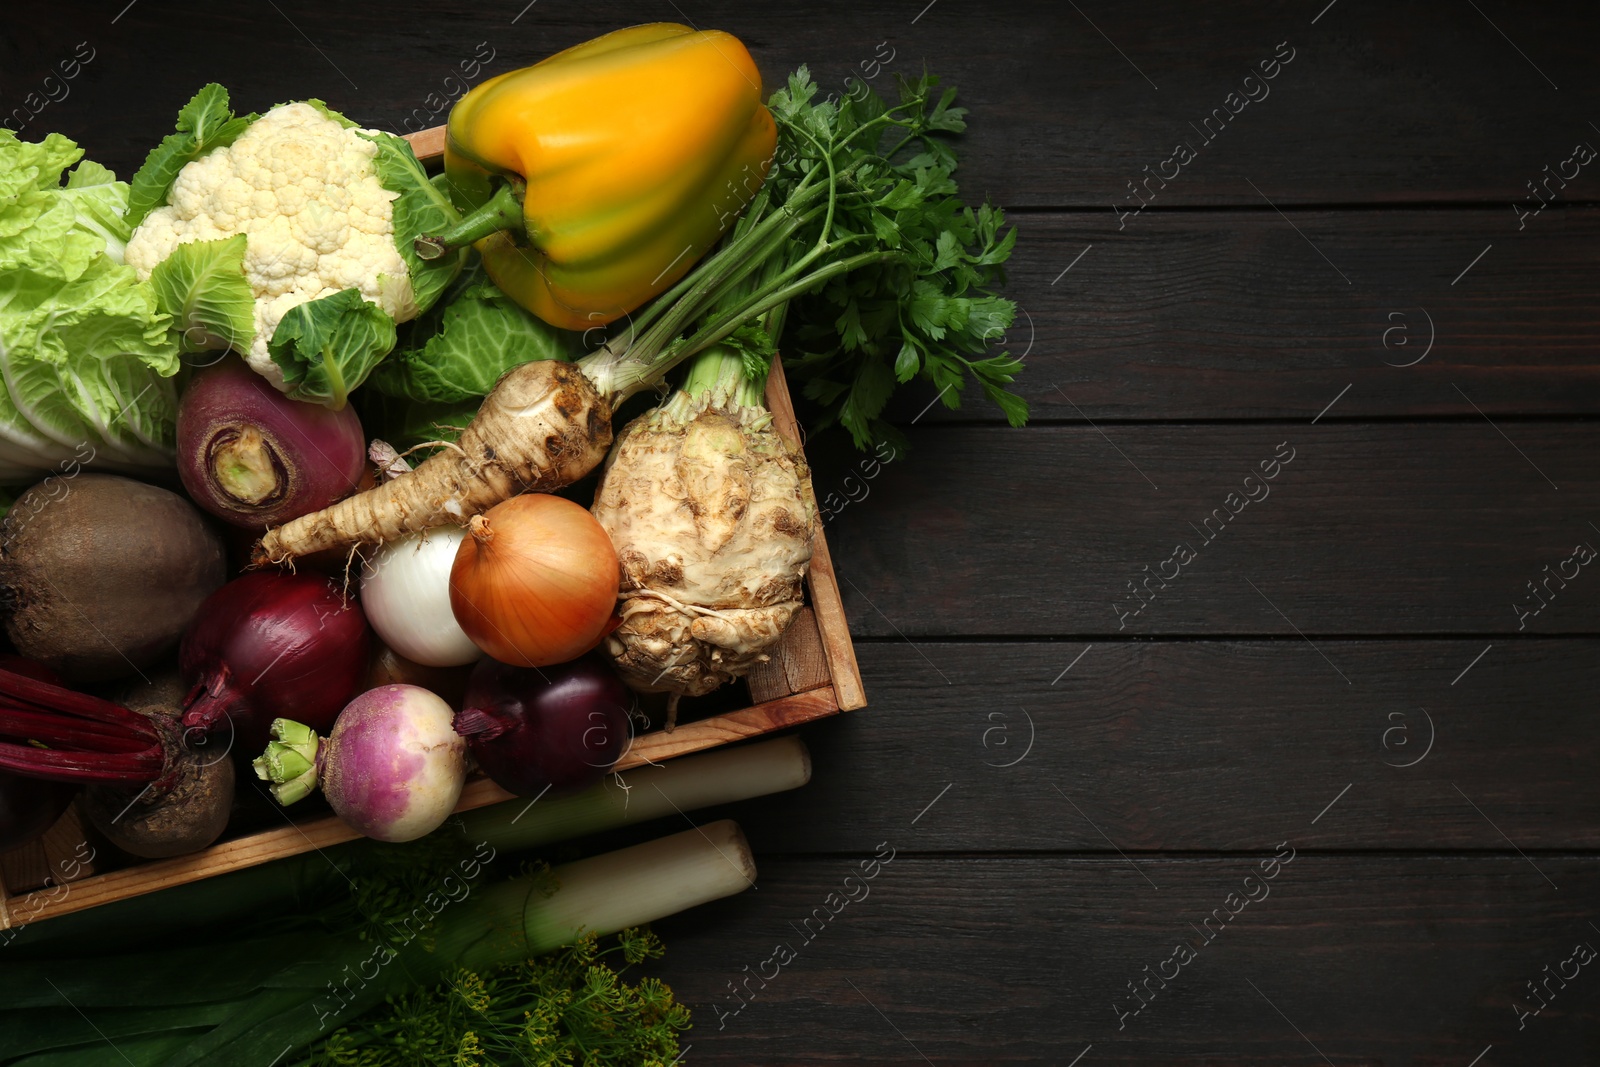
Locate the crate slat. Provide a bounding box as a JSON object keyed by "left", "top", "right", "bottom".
{"left": 759, "top": 352, "right": 867, "bottom": 711}
{"left": 746, "top": 606, "right": 831, "bottom": 703}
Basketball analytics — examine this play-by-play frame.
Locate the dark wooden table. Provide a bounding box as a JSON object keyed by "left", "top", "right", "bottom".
{"left": 8, "top": 2, "right": 1600, "bottom": 1063}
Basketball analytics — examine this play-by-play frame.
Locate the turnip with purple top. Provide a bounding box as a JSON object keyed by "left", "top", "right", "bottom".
{"left": 252, "top": 684, "right": 466, "bottom": 842}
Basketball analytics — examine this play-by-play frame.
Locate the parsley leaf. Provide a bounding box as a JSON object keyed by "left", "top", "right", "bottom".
{"left": 765, "top": 69, "right": 1025, "bottom": 448}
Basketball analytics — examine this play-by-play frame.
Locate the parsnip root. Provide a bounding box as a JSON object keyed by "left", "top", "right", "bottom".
{"left": 255, "top": 360, "right": 612, "bottom": 564}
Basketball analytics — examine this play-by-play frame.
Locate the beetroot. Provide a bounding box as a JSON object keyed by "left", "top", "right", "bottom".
{"left": 0, "top": 671, "right": 233, "bottom": 859}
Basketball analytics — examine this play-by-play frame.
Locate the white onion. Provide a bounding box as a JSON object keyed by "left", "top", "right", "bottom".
{"left": 360, "top": 527, "right": 482, "bottom": 667}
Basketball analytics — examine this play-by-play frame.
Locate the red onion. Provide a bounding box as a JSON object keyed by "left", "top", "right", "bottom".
{"left": 180, "top": 571, "right": 371, "bottom": 755}
{"left": 455, "top": 656, "right": 632, "bottom": 796}
{"left": 178, "top": 355, "right": 366, "bottom": 529}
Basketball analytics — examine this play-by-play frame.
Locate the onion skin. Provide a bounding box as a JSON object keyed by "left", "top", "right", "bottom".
{"left": 456, "top": 656, "right": 631, "bottom": 796}
{"left": 361, "top": 528, "right": 481, "bottom": 667}
{"left": 449, "top": 494, "right": 620, "bottom": 668}
{"left": 179, "top": 571, "right": 370, "bottom": 755}
{"left": 319, "top": 685, "right": 466, "bottom": 842}
{"left": 178, "top": 355, "right": 366, "bottom": 530}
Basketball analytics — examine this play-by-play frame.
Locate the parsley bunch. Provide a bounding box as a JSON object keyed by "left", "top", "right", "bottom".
{"left": 767, "top": 68, "right": 1024, "bottom": 451}
{"left": 301, "top": 928, "right": 688, "bottom": 1067}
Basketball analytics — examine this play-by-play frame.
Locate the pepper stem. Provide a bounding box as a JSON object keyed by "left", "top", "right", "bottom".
{"left": 415, "top": 180, "right": 527, "bottom": 261}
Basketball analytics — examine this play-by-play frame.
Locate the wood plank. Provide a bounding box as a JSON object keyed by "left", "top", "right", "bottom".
{"left": 723, "top": 640, "right": 1600, "bottom": 853}
{"left": 650, "top": 855, "right": 1600, "bottom": 1065}
{"left": 821, "top": 423, "right": 1600, "bottom": 636}
{"left": 765, "top": 359, "right": 870, "bottom": 711}
{"left": 888, "top": 208, "right": 1600, "bottom": 425}
{"left": 0, "top": 688, "right": 840, "bottom": 928}
{"left": 0, "top": 808, "right": 98, "bottom": 896}
{"left": 746, "top": 607, "right": 832, "bottom": 704}
{"left": 10, "top": 2, "right": 1599, "bottom": 208}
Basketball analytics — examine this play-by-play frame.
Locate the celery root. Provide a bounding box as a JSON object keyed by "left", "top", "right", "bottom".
{"left": 254, "top": 360, "right": 611, "bottom": 563}
{"left": 590, "top": 347, "right": 815, "bottom": 709}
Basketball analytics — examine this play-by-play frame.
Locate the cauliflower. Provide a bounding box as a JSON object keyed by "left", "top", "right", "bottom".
{"left": 126, "top": 102, "right": 417, "bottom": 390}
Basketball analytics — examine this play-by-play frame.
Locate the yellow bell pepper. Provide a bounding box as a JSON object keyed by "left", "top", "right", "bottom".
{"left": 416, "top": 23, "right": 776, "bottom": 331}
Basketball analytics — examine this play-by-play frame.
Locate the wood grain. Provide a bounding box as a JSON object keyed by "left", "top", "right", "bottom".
{"left": 649, "top": 855, "right": 1600, "bottom": 1066}
{"left": 9, "top": 2, "right": 1600, "bottom": 208}
{"left": 0, "top": 808, "right": 97, "bottom": 896}
{"left": 887, "top": 208, "right": 1600, "bottom": 425}
{"left": 719, "top": 640, "right": 1600, "bottom": 853}
{"left": 747, "top": 607, "right": 832, "bottom": 704}
{"left": 822, "top": 423, "right": 1600, "bottom": 636}
{"left": 765, "top": 358, "right": 870, "bottom": 711}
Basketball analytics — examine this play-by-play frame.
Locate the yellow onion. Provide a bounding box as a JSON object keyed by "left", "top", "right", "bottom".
{"left": 450, "top": 494, "right": 619, "bottom": 667}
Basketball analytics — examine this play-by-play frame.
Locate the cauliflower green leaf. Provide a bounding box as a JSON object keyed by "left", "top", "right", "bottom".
{"left": 148, "top": 235, "right": 255, "bottom": 355}
{"left": 127, "top": 83, "right": 257, "bottom": 229}
{"left": 268, "top": 288, "right": 396, "bottom": 409}
{"left": 360, "top": 129, "right": 465, "bottom": 317}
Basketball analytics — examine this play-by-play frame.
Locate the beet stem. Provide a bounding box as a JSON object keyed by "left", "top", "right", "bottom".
{"left": 0, "top": 669, "right": 158, "bottom": 741}
{"left": 0, "top": 741, "right": 160, "bottom": 783}
{"left": 0, "top": 705, "right": 155, "bottom": 753}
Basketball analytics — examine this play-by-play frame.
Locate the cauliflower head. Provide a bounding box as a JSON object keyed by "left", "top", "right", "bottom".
{"left": 125, "top": 102, "right": 415, "bottom": 390}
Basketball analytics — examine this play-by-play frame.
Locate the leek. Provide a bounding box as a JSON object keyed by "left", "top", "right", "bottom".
{"left": 0, "top": 822, "right": 757, "bottom": 1066}
{"left": 6, "top": 735, "right": 808, "bottom": 958}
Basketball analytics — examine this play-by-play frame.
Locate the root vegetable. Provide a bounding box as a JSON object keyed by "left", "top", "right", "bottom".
{"left": 255, "top": 360, "right": 612, "bottom": 563}
{"left": 0, "top": 474, "right": 227, "bottom": 684}
{"left": 177, "top": 355, "right": 366, "bottom": 529}
{"left": 253, "top": 684, "right": 466, "bottom": 842}
{"left": 591, "top": 346, "right": 814, "bottom": 711}
{"left": 0, "top": 670, "right": 235, "bottom": 858}
{"left": 82, "top": 704, "right": 234, "bottom": 859}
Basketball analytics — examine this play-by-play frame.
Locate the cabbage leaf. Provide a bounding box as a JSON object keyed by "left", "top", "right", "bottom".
{"left": 0, "top": 129, "right": 181, "bottom": 476}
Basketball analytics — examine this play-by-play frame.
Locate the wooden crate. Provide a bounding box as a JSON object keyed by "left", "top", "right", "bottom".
{"left": 0, "top": 125, "right": 865, "bottom": 928}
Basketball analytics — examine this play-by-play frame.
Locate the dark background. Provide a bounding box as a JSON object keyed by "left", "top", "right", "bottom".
{"left": 6, "top": 2, "right": 1600, "bottom": 1063}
